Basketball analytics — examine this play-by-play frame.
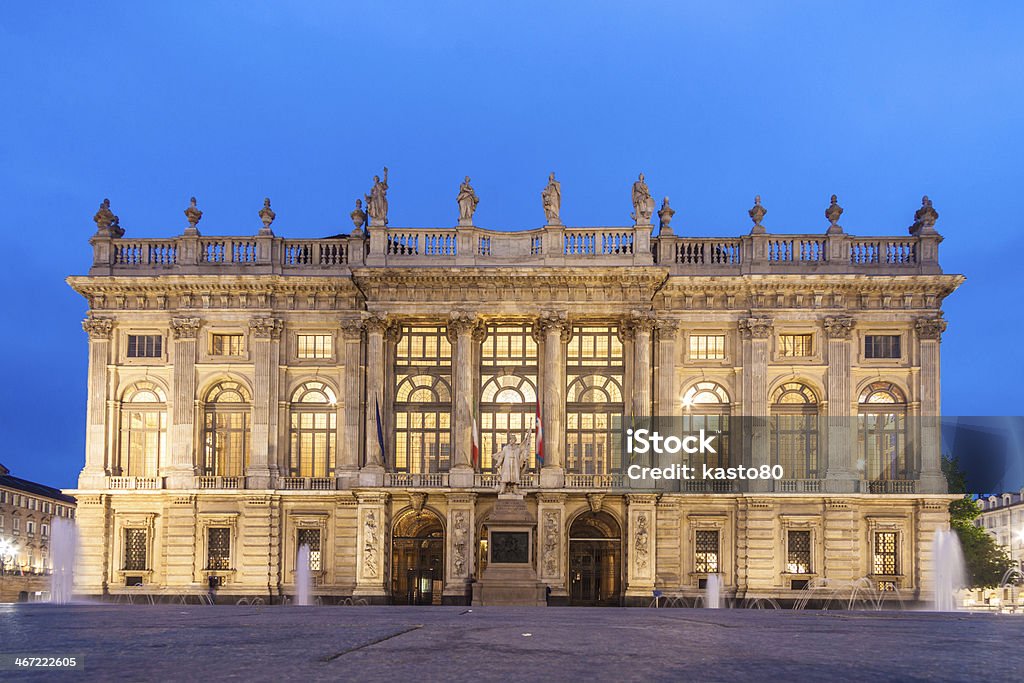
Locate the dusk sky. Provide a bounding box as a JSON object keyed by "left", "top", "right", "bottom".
{"left": 1, "top": 2, "right": 1022, "bottom": 488}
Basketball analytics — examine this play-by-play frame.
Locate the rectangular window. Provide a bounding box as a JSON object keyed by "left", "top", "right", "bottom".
{"left": 211, "top": 333, "right": 245, "bottom": 356}
{"left": 27, "top": 521, "right": 35, "bottom": 535}
{"left": 124, "top": 528, "right": 148, "bottom": 570}
{"left": 0, "top": 514, "right": 4, "bottom": 529}
{"left": 127, "top": 334, "right": 162, "bottom": 358}
{"left": 297, "top": 528, "right": 322, "bottom": 572}
{"left": 865, "top": 335, "right": 901, "bottom": 359}
{"left": 297, "top": 334, "right": 333, "bottom": 359}
{"left": 695, "top": 529, "right": 720, "bottom": 573}
{"left": 207, "top": 527, "right": 231, "bottom": 570}
{"left": 779, "top": 334, "right": 813, "bottom": 357}
{"left": 41, "top": 524, "right": 48, "bottom": 537}
{"left": 13, "top": 517, "right": 20, "bottom": 531}
{"left": 786, "top": 530, "right": 812, "bottom": 573}
{"left": 873, "top": 531, "right": 898, "bottom": 575}
{"left": 689, "top": 334, "right": 726, "bottom": 360}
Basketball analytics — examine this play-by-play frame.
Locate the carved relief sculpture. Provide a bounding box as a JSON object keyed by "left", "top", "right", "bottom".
{"left": 363, "top": 510, "right": 379, "bottom": 578}
{"left": 634, "top": 513, "right": 650, "bottom": 572}
{"left": 453, "top": 511, "right": 468, "bottom": 577}
{"left": 543, "top": 510, "right": 559, "bottom": 576}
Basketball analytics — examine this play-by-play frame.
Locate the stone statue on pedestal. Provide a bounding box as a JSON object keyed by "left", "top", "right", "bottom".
{"left": 541, "top": 172, "right": 562, "bottom": 224}
{"left": 631, "top": 173, "right": 654, "bottom": 224}
{"left": 457, "top": 176, "right": 479, "bottom": 224}
{"left": 494, "top": 433, "right": 528, "bottom": 494}
{"left": 365, "top": 167, "right": 389, "bottom": 227}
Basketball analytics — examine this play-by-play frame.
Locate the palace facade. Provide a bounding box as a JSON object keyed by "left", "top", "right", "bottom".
{"left": 67, "top": 189, "right": 962, "bottom": 605}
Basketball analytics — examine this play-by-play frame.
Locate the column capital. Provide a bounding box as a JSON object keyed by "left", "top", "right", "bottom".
{"left": 361, "top": 311, "right": 390, "bottom": 335}
{"left": 533, "top": 310, "right": 570, "bottom": 342}
{"left": 915, "top": 316, "right": 947, "bottom": 340}
{"left": 340, "top": 316, "right": 364, "bottom": 339}
{"left": 446, "top": 491, "right": 478, "bottom": 505}
{"left": 170, "top": 316, "right": 202, "bottom": 339}
{"left": 446, "top": 310, "right": 481, "bottom": 342}
{"left": 822, "top": 315, "right": 856, "bottom": 339}
{"left": 654, "top": 318, "right": 679, "bottom": 336}
{"left": 249, "top": 316, "right": 283, "bottom": 340}
{"left": 625, "top": 493, "right": 660, "bottom": 506}
{"left": 82, "top": 316, "right": 114, "bottom": 340}
{"left": 738, "top": 316, "right": 774, "bottom": 339}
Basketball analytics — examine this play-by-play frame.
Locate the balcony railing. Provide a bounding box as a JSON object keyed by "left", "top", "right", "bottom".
{"left": 865, "top": 480, "right": 917, "bottom": 494}
{"left": 195, "top": 476, "right": 243, "bottom": 490}
{"left": 106, "top": 476, "right": 162, "bottom": 490}
{"left": 565, "top": 473, "right": 624, "bottom": 489}
{"left": 775, "top": 479, "right": 823, "bottom": 493}
{"left": 383, "top": 472, "right": 449, "bottom": 488}
{"left": 89, "top": 223, "right": 943, "bottom": 275}
{"left": 279, "top": 477, "right": 336, "bottom": 491}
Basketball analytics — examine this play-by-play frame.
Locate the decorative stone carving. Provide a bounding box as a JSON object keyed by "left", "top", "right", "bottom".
{"left": 446, "top": 311, "right": 480, "bottom": 341}
{"left": 339, "top": 317, "right": 363, "bottom": 338}
{"left": 626, "top": 309, "right": 657, "bottom": 332}
{"left": 533, "top": 310, "right": 570, "bottom": 343}
{"left": 915, "top": 316, "right": 947, "bottom": 340}
{"left": 452, "top": 510, "right": 469, "bottom": 577}
{"left": 633, "top": 512, "right": 650, "bottom": 572}
{"left": 738, "top": 316, "right": 774, "bottom": 339}
{"left": 456, "top": 176, "right": 479, "bottom": 225}
{"left": 541, "top": 172, "right": 562, "bottom": 225}
{"left": 408, "top": 492, "right": 426, "bottom": 514}
{"left": 350, "top": 199, "right": 367, "bottom": 234}
{"left": 363, "top": 510, "right": 380, "bottom": 578}
{"left": 361, "top": 311, "right": 390, "bottom": 335}
{"left": 586, "top": 492, "right": 605, "bottom": 513}
{"left": 248, "top": 317, "right": 283, "bottom": 340}
{"left": 365, "top": 167, "right": 389, "bottom": 227}
{"left": 631, "top": 173, "right": 655, "bottom": 225}
{"left": 748, "top": 195, "right": 767, "bottom": 232}
{"left": 910, "top": 195, "right": 938, "bottom": 235}
{"left": 184, "top": 196, "right": 203, "bottom": 235}
{"left": 825, "top": 194, "right": 843, "bottom": 233}
{"left": 823, "top": 315, "right": 856, "bottom": 339}
{"left": 658, "top": 197, "right": 675, "bottom": 233}
{"left": 655, "top": 318, "right": 680, "bottom": 337}
{"left": 542, "top": 510, "right": 559, "bottom": 576}
{"left": 93, "top": 198, "right": 122, "bottom": 237}
{"left": 258, "top": 197, "right": 275, "bottom": 235}
{"left": 170, "top": 317, "right": 201, "bottom": 339}
{"left": 82, "top": 316, "right": 114, "bottom": 340}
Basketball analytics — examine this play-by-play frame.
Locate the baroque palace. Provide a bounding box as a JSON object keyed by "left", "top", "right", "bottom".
{"left": 67, "top": 172, "right": 962, "bottom": 606}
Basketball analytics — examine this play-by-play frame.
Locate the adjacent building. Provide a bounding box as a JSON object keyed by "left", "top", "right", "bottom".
{"left": 977, "top": 491, "right": 1024, "bottom": 570}
{"left": 66, "top": 186, "right": 962, "bottom": 605}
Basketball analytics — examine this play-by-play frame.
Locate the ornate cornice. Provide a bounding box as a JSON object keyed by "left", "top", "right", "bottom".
{"left": 915, "top": 316, "right": 947, "bottom": 340}
{"left": 170, "top": 317, "right": 202, "bottom": 339}
{"left": 248, "top": 317, "right": 283, "bottom": 340}
{"left": 82, "top": 316, "right": 114, "bottom": 340}
{"left": 822, "top": 315, "right": 856, "bottom": 339}
{"left": 738, "top": 316, "right": 774, "bottom": 339}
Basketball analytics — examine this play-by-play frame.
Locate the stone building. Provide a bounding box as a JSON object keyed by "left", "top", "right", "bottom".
{"left": 977, "top": 492, "right": 1024, "bottom": 570}
{"left": 67, "top": 187, "right": 962, "bottom": 605}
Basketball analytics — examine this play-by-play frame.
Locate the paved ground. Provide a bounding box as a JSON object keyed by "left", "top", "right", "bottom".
{"left": 1, "top": 604, "right": 1022, "bottom": 682}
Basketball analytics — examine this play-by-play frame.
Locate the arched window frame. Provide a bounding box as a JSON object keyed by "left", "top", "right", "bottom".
{"left": 858, "top": 381, "right": 909, "bottom": 481}
{"left": 394, "top": 324, "right": 454, "bottom": 474}
{"left": 202, "top": 380, "right": 252, "bottom": 477}
{"left": 565, "top": 325, "right": 625, "bottom": 476}
{"left": 680, "top": 381, "right": 731, "bottom": 469}
{"left": 770, "top": 382, "right": 820, "bottom": 479}
{"left": 288, "top": 381, "right": 337, "bottom": 478}
{"left": 118, "top": 381, "right": 167, "bottom": 478}
{"left": 479, "top": 323, "right": 539, "bottom": 471}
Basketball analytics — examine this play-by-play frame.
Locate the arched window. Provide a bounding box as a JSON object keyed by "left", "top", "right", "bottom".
{"left": 858, "top": 382, "right": 908, "bottom": 481}
{"left": 118, "top": 381, "right": 167, "bottom": 477}
{"left": 566, "top": 326, "right": 625, "bottom": 475}
{"left": 770, "top": 382, "right": 819, "bottom": 479}
{"left": 680, "top": 381, "right": 730, "bottom": 469}
{"left": 479, "top": 323, "right": 539, "bottom": 470}
{"left": 394, "top": 324, "right": 453, "bottom": 474}
{"left": 202, "top": 381, "right": 251, "bottom": 477}
{"left": 289, "top": 381, "right": 337, "bottom": 478}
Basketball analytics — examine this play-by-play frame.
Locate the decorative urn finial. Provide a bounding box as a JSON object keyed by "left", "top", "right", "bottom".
{"left": 658, "top": 196, "right": 676, "bottom": 234}
{"left": 910, "top": 195, "right": 938, "bottom": 235}
{"left": 258, "top": 197, "right": 275, "bottom": 235}
{"left": 748, "top": 195, "right": 767, "bottom": 233}
{"left": 184, "top": 196, "right": 203, "bottom": 235}
{"left": 351, "top": 199, "right": 367, "bottom": 234}
{"left": 825, "top": 194, "right": 844, "bottom": 234}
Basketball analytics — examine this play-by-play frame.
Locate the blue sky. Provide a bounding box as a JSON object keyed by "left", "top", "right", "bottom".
{"left": 1, "top": 2, "right": 1022, "bottom": 488}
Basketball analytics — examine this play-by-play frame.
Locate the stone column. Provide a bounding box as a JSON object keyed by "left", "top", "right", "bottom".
{"left": 80, "top": 317, "right": 114, "bottom": 489}
{"left": 353, "top": 492, "right": 389, "bottom": 603}
{"left": 624, "top": 493, "right": 659, "bottom": 604}
{"left": 916, "top": 317, "right": 948, "bottom": 493}
{"left": 444, "top": 492, "right": 477, "bottom": 604}
{"left": 166, "top": 317, "right": 201, "bottom": 488}
{"left": 535, "top": 311, "right": 569, "bottom": 488}
{"left": 360, "top": 313, "right": 389, "bottom": 486}
{"left": 823, "top": 316, "right": 857, "bottom": 493}
{"left": 338, "top": 318, "right": 363, "bottom": 489}
{"left": 738, "top": 317, "right": 772, "bottom": 492}
{"left": 628, "top": 311, "right": 655, "bottom": 419}
{"left": 248, "top": 317, "right": 283, "bottom": 489}
{"left": 448, "top": 312, "right": 480, "bottom": 488}
{"left": 655, "top": 319, "right": 679, "bottom": 418}
{"left": 537, "top": 493, "right": 567, "bottom": 599}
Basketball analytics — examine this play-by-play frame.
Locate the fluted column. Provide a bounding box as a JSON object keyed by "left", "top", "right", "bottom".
{"left": 655, "top": 319, "right": 679, "bottom": 418}
{"left": 916, "top": 316, "right": 948, "bottom": 493}
{"left": 739, "top": 317, "right": 772, "bottom": 492}
{"left": 536, "top": 311, "right": 569, "bottom": 488}
{"left": 360, "top": 312, "right": 388, "bottom": 486}
{"left": 448, "top": 312, "right": 480, "bottom": 488}
{"left": 248, "top": 317, "right": 282, "bottom": 489}
{"left": 166, "top": 317, "right": 201, "bottom": 488}
{"left": 823, "top": 316, "right": 857, "bottom": 493}
{"left": 80, "top": 317, "right": 114, "bottom": 488}
{"left": 627, "top": 311, "right": 655, "bottom": 419}
{"left": 338, "top": 318, "right": 363, "bottom": 489}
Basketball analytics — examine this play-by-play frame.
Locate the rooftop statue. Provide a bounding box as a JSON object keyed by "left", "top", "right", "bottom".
{"left": 631, "top": 173, "right": 654, "bottom": 225}
{"left": 457, "top": 176, "right": 479, "bottom": 225}
{"left": 365, "top": 167, "right": 389, "bottom": 227}
{"left": 258, "top": 197, "right": 275, "bottom": 236}
{"left": 910, "top": 195, "right": 938, "bottom": 235}
{"left": 542, "top": 172, "right": 562, "bottom": 225}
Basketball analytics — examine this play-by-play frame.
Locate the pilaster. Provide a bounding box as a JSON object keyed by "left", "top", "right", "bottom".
{"left": 80, "top": 317, "right": 114, "bottom": 488}
{"left": 624, "top": 493, "right": 659, "bottom": 601}
{"left": 448, "top": 312, "right": 481, "bottom": 487}
{"left": 338, "top": 318, "right": 363, "bottom": 489}
{"left": 916, "top": 316, "right": 947, "bottom": 493}
{"left": 167, "top": 317, "right": 201, "bottom": 488}
{"left": 360, "top": 313, "right": 389, "bottom": 486}
{"left": 739, "top": 317, "right": 772, "bottom": 492}
{"left": 353, "top": 492, "right": 389, "bottom": 601}
{"left": 823, "top": 315, "right": 857, "bottom": 492}
{"left": 247, "top": 317, "right": 282, "bottom": 489}
{"left": 444, "top": 492, "right": 477, "bottom": 603}
{"left": 536, "top": 492, "right": 567, "bottom": 597}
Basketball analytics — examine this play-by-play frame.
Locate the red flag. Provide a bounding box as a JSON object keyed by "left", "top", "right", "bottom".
{"left": 469, "top": 400, "right": 479, "bottom": 468}
{"left": 535, "top": 403, "right": 544, "bottom": 466}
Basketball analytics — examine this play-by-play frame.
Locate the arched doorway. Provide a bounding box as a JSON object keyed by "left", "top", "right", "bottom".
{"left": 568, "top": 511, "right": 622, "bottom": 606}
{"left": 391, "top": 510, "right": 444, "bottom": 605}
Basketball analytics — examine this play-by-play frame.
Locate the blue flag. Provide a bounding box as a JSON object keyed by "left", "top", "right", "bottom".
{"left": 375, "top": 397, "right": 386, "bottom": 465}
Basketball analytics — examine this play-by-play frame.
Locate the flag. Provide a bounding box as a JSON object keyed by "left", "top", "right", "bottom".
{"left": 471, "top": 413, "right": 479, "bottom": 468}
{"left": 375, "top": 397, "right": 386, "bottom": 465}
{"left": 535, "top": 403, "right": 544, "bottom": 467}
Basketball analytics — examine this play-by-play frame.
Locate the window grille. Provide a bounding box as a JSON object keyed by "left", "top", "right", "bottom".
{"left": 695, "top": 530, "right": 720, "bottom": 573}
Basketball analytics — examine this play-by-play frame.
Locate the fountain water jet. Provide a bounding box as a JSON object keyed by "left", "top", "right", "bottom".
{"left": 295, "top": 544, "right": 312, "bottom": 606}
{"left": 49, "top": 517, "right": 77, "bottom": 604}
{"left": 704, "top": 573, "right": 723, "bottom": 609}
{"left": 932, "top": 528, "right": 967, "bottom": 612}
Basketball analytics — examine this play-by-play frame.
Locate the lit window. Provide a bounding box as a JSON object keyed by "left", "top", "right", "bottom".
{"left": 779, "top": 334, "right": 813, "bottom": 357}
{"left": 680, "top": 382, "right": 731, "bottom": 470}
{"left": 119, "top": 382, "right": 167, "bottom": 478}
{"left": 479, "top": 323, "right": 538, "bottom": 471}
{"left": 858, "top": 383, "right": 908, "bottom": 481}
{"left": 289, "top": 382, "right": 337, "bottom": 477}
{"left": 771, "top": 383, "right": 819, "bottom": 479}
{"left": 124, "top": 528, "right": 147, "bottom": 571}
{"left": 689, "top": 334, "right": 726, "bottom": 360}
{"left": 127, "top": 334, "right": 162, "bottom": 358}
{"left": 203, "top": 381, "right": 251, "bottom": 477}
{"left": 297, "top": 334, "right": 333, "bottom": 360}
{"left": 211, "top": 333, "right": 245, "bottom": 356}
{"left": 786, "top": 530, "right": 811, "bottom": 573}
{"left": 865, "top": 335, "right": 901, "bottom": 359}
{"left": 298, "top": 528, "right": 322, "bottom": 572}
{"left": 873, "top": 531, "right": 898, "bottom": 575}
{"left": 695, "top": 530, "right": 720, "bottom": 573}
{"left": 394, "top": 325, "right": 452, "bottom": 474}
{"left": 566, "top": 325, "right": 624, "bottom": 475}
{"left": 206, "top": 528, "right": 231, "bottom": 570}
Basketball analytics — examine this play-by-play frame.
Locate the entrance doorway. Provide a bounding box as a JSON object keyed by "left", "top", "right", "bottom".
{"left": 568, "top": 511, "right": 622, "bottom": 606}
{"left": 391, "top": 510, "right": 444, "bottom": 605}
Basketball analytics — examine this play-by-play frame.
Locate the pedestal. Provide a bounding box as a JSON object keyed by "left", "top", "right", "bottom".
{"left": 472, "top": 494, "right": 547, "bottom": 606}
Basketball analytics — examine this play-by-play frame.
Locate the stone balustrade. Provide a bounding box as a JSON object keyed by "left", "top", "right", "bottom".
{"left": 88, "top": 223, "right": 943, "bottom": 275}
